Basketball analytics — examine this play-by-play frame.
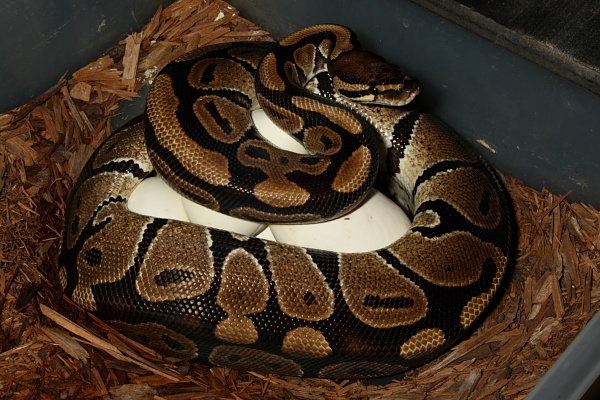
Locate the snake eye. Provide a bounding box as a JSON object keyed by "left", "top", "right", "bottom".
{"left": 368, "top": 86, "right": 379, "bottom": 95}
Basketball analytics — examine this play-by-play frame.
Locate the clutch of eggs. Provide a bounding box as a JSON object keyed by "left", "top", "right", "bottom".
{"left": 128, "top": 109, "right": 410, "bottom": 252}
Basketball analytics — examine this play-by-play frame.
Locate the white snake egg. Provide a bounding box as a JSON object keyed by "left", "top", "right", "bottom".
{"left": 128, "top": 176, "right": 189, "bottom": 222}
{"left": 270, "top": 187, "right": 410, "bottom": 252}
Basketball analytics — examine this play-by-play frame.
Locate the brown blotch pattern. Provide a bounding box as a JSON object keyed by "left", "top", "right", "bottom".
{"left": 331, "top": 145, "right": 372, "bottom": 193}
{"left": 215, "top": 249, "right": 268, "bottom": 344}
{"left": 461, "top": 292, "right": 491, "bottom": 330}
{"left": 215, "top": 317, "right": 259, "bottom": 345}
{"left": 266, "top": 242, "right": 335, "bottom": 321}
{"left": 72, "top": 203, "right": 151, "bottom": 311}
{"left": 332, "top": 76, "right": 370, "bottom": 93}
{"left": 292, "top": 43, "right": 318, "bottom": 79}
{"left": 67, "top": 174, "right": 134, "bottom": 250}
{"left": 416, "top": 167, "right": 501, "bottom": 229}
{"left": 399, "top": 114, "right": 479, "bottom": 186}
{"left": 91, "top": 122, "right": 150, "bottom": 170}
{"left": 339, "top": 252, "right": 428, "bottom": 328}
{"left": 227, "top": 46, "right": 267, "bottom": 67}
{"left": 412, "top": 209, "right": 441, "bottom": 229}
{"left": 149, "top": 152, "right": 221, "bottom": 211}
{"left": 188, "top": 57, "right": 255, "bottom": 93}
{"left": 291, "top": 96, "right": 362, "bottom": 135}
{"left": 282, "top": 327, "right": 332, "bottom": 359}
{"left": 209, "top": 346, "right": 303, "bottom": 376}
{"left": 256, "top": 93, "right": 304, "bottom": 133}
{"left": 237, "top": 140, "right": 330, "bottom": 208}
{"left": 460, "top": 259, "right": 506, "bottom": 329}
{"left": 278, "top": 25, "right": 353, "bottom": 60}
{"left": 147, "top": 75, "right": 231, "bottom": 187}
{"left": 318, "top": 39, "right": 333, "bottom": 61}
{"left": 389, "top": 231, "right": 505, "bottom": 287}
{"left": 109, "top": 321, "right": 198, "bottom": 360}
{"left": 303, "top": 125, "right": 343, "bottom": 155}
{"left": 193, "top": 96, "right": 251, "bottom": 144}
{"left": 254, "top": 177, "right": 310, "bottom": 208}
{"left": 400, "top": 328, "right": 446, "bottom": 359}
{"left": 136, "top": 221, "right": 214, "bottom": 302}
{"left": 283, "top": 61, "right": 301, "bottom": 86}
{"left": 258, "top": 52, "right": 286, "bottom": 91}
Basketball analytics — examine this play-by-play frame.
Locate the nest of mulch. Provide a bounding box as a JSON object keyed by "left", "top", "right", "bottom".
{"left": 1, "top": 1, "right": 598, "bottom": 399}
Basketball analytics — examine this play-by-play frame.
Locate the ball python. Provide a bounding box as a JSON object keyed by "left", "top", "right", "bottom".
{"left": 58, "top": 24, "right": 512, "bottom": 379}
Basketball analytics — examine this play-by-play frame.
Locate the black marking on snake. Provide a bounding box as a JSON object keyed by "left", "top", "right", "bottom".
{"left": 258, "top": 101, "right": 291, "bottom": 124}
{"left": 299, "top": 156, "right": 322, "bottom": 166}
{"left": 135, "top": 218, "right": 169, "bottom": 266}
{"left": 83, "top": 248, "right": 103, "bottom": 266}
{"left": 70, "top": 215, "right": 80, "bottom": 235}
{"left": 376, "top": 246, "right": 497, "bottom": 333}
{"left": 60, "top": 196, "right": 128, "bottom": 297}
{"left": 303, "top": 291, "right": 317, "bottom": 306}
{"left": 93, "top": 159, "right": 148, "bottom": 180}
{"left": 178, "top": 188, "right": 213, "bottom": 206}
{"left": 162, "top": 334, "right": 186, "bottom": 351}
{"left": 104, "top": 140, "right": 120, "bottom": 155}
{"left": 154, "top": 269, "right": 196, "bottom": 286}
{"left": 320, "top": 134, "right": 335, "bottom": 152}
{"left": 204, "top": 100, "right": 233, "bottom": 134}
{"left": 387, "top": 110, "right": 423, "bottom": 172}
{"left": 307, "top": 72, "right": 336, "bottom": 100}
{"left": 199, "top": 62, "right": 218, "bottom": 84}
{"left": 412, "top": 199, "right": 504, "bottom": 243}
{"left": 363, "top": 294, "right": 415, "bottom": 310}
{"left": 244, "top": 145, "right": 271, "bottom": 161}
{"left": 479, "top": 186, "right": 491, "bottom": 216}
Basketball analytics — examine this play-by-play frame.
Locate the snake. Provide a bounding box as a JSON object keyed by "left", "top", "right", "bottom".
{"left": 58, "top": 24, "right": 512, "bottom": 379}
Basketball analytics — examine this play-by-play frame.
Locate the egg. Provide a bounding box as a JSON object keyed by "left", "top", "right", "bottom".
{"left": 128, "top": 108, "right": 411, "bottom": 252}
{"left": 128, "top": 176, "right": 189, "bottom": 222}
{"left": 270, "top": 187, "right": 411, "bottom": 252}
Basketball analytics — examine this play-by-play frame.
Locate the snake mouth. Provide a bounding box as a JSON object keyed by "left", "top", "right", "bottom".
{"left": 373, "top": 78, "right": 420, "bottom": 106}
{"left": 335, "top": 79, "right": 420, "bottom": 106}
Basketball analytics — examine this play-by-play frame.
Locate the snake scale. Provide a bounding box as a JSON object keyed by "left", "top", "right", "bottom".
{"left": 59, "top": 25, "right": 512, "bottom": 378}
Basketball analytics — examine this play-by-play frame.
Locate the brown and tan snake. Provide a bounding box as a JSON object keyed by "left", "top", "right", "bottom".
{"left": 59, "top": 24, "right": 512, "bottom": 378}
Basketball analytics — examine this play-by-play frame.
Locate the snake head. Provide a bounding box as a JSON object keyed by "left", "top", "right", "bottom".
{"left": 329, "top": 49, "right": 420, "bottom": 106}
